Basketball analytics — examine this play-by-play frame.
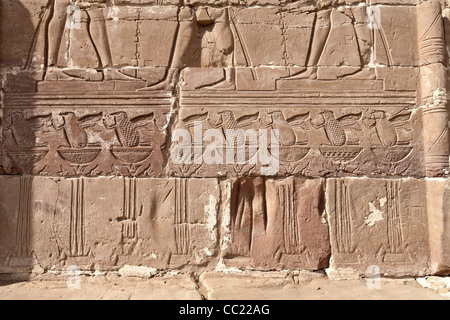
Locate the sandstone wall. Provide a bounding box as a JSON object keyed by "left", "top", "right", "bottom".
{"left": 1, "top": 0, "right": 449, "bottom": 277}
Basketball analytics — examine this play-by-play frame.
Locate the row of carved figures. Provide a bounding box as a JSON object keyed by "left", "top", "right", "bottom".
{"left": 4, "top": 111, "right": 161, "bottom": 149}
{"left": 181, "top": 108, "right": 413, "bottom": 148}
{"left": 29, "top": 2, "right": 387, "bottom": 89}
{"left": 3, "top": 108, "right": 412, "bottom": 150}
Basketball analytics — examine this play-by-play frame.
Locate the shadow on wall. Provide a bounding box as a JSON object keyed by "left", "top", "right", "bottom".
{"left": 0, "top": 0, "right": 39, "bottom": 279}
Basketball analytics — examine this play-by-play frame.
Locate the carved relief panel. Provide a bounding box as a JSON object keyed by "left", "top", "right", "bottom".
{"left": 0, "top": 0, "right": 449, "bottom": 276}
{"left": 222, "top": 177, "right": 330, "bottom": 270}
{"left": 327, "top": 178, "right": 430, "bottom": 277}
{"left": 169, "top": 3, "right": 436, "bottom": 178}
{"left": 0, "top": 176, "right": 219, "bottom": 270}
{"left": 1, "top": 1, "right": 447, "bottom": 178}
{"left": 1, "top": 95, "right": 170, "bottom": 176}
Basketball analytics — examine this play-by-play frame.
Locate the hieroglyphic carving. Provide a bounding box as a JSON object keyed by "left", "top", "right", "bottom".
{"left": 14, "top": 176, "right": 33, "bottom": 259}
{"left": 54, "top": 112, "right": 103, "bottom": 166}
{"left": 170, "top": 102, "right": 422, "bottom": 177}
{"left": 1, "top": 93, "right": 169, "bottom": 176}
{"left": 2, "top": 0, "right": 450, "bottom": 276}
{"left": 3, "top": 112, "right": 52, "bottom": 173}
{"left": 46, "top": 1, "right": 110, "bottom": 68}
{"left": 121, "top": 177, "right": 139, "bottom": 242}
{"left": 327, "top": 178, "right": 429, "bottom": 276}
{"left": 332, "top": 179, "right": 355, "bottom": 261}
{"left": 141, "top": 178, "right": 218, "bottom": 268}
{"left": 174, "top": 178, "right": 189, "bottom": 255}
{"left": 69, "top": 178, "right": 87, "bottom": 257}
{"left": 385, "top": 180, "right": 403, "bottom": 258}
{"left": 104, "top": 112, "right": 155, "bottom": 166}
{"left": 2, "top": 1, "right": 431, "bottom": 179}
{"left": 224, "top": 177, "right": 330, "bottom": 270}
{"left": 148, "top": 6, "right": 235, "bottom": 91}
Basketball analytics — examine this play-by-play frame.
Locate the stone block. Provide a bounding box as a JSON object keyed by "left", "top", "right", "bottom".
{"left": 0, "top": 176, "right": 220, "bottom": 272}
{"left": 222, "top": 177, "right": 330, "bottom": 271}
{"left": 326, "top": 178, "right": 430, "bottom": 277}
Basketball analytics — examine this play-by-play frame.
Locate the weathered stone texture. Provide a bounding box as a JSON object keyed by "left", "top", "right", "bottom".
{"left": 222, "top": 177, "right": 330, "bottom": 270}
{"left": 0, "top": 0, "right": 450, "bottom": 277}
{"left": 326, "top": 178, "right": 430, "bottom": 277}
{"left": 0, "top": 176, "right": 220, "bottom": 271}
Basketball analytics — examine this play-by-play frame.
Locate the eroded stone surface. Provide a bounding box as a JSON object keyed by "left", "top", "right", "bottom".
{"left": 426, "top": 178, "right": 450, "bottom": 275}
{"left": 0, "top": 176, "right": 220, "bottom": 271}
{"left": 222, "top": 177, "right": 330, "bottom": 270}
{"left": 1, "top": 0, "right": 450, "bottom": 278}
{"left": 0, "top": 273, "right": 202, "bottom": 300}
{"left": 198, "top": 271, "right": 445, "bottom": 300}
{"left": 326, "top": 178, "right": 430, "bottom": 277}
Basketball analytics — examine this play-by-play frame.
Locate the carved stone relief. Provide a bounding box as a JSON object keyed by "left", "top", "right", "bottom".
{"left": 1, "top": 0, "right": 450, "bottom": 276}
{"left": 327, "top": 177, "right": 429, "bottom": 277}
{"left": 0, "top": 176, "right": 219, "bottom": 270}
{"left": 222, "top": 177, "right": 330, "bottom": 270}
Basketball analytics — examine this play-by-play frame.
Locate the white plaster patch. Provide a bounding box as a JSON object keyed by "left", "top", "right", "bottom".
{"left": 379, "top": 197, "right": 387, "bottom": 208}
{"left": 215, "top": 258, "right": 242, "bottom": 274}
{"left": 118, "top": 265, "right": 158, "bottom": 278}
{"left": 205, "top": 194, "right": 218, "bottom": 244}
{"left": 203, "top": 248, "right": 213, "bottom": 257}
{"left": 220, "top": 182, "right": 232, "bottom": 252}
{"left": 365, "top": 202, "right": 384, "bottom": 227}
{"left": 108, "top": 7, "right": 120, "bottom": 22}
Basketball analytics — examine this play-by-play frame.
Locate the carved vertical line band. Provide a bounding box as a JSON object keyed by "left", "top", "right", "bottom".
{"left": 70, "top": 178, "right": 85, "bottom": 257}
{"left": 175, "top": 178, "right": 189, "bottom": 255}
{"left": 124, "top": 177, "right": 137, "bottom": 220}
{"left": 335, "top": 179, "right": 352, "bottom": 254}
{"left": 386, "top": 180, "right": 403, "bottom": 253}
{"left": 15, "top": 176, "right": 33, "bottom": 258}
{"left": 280, "top": 180, "right": 299, "bottom": 254}
{"left": 122, "top": 178, "right": 138, "bottom": 241}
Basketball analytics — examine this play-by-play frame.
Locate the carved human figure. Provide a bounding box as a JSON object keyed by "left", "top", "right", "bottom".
{"left": 46, "top": 0, "right": 113, "bottom": 77}
{"left": 149, "top": 6, "right": 235, "bottom": 90}
{"left": 287, "top": 1, "right": 369, "bottom": 80}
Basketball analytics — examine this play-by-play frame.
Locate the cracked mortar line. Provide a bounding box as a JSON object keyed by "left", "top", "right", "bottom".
{"left": 190, "top": 272, "right": 208, "bottom": 300}
{"left": 161, "top": 71, "right": 182, "bottom": 176}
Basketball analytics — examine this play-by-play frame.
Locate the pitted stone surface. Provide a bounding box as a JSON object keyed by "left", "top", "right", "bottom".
{"left": 1, "top": 0, "right": 450, "bottom": 279}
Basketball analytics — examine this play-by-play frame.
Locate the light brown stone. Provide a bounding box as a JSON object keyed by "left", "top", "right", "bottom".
{"left": 198, "top": 272, "right": 444, "bottom": 300}
{"left": 1, "top": 93, "right": 170, "bottom": 177}
{"left": 222, "top": 177, "right": 330, "bottom": 270}
{"left": 326, "top": 178, "right": 430, "bottom": 277}
{"left": 0, "top": 176, "right": 219, "bottom": 271}
{"left": 426, "top": 179, "right": 450, "bottom": 275}
{"left": 0, "top": 274, "right": 202, "bottom": 300}
{"left": 1, "top": 0, "right": 450, "bottom": 281}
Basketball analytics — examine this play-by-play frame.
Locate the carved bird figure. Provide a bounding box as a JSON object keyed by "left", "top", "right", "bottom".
{"left": 265, "top": 111, "right": 310, "bottom": 146}
{"left": 104, "top": 112, "right": 154, "bottom": 147}
{"left": 311, "top": 110, "right": 362, "bottom": 146}
{"left": 3, "top": 112, "right": 52, "bottom": 149}
{"left": 213, "top": 111, "right": 259, "bottom": 147}
{"left": 54, "top": 112, "right": 103, "bottom": 148}
{"left": 365, "top": 110, "right": 412, "bottom": 147}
